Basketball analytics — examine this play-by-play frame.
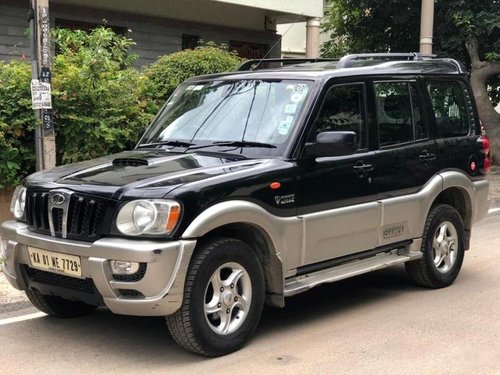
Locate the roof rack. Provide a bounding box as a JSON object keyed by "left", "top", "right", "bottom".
{"left": 236, "top": 53, "right": 465, "bottom": 74}
{"left": 337, "top": 52, "right": 465, "bottom": 73}
{"left": 237, "top": 58, "right": 338, "bottom": 71}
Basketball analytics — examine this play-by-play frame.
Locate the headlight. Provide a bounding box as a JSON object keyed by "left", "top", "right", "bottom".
{"left": 10, "top": 186, "right": 27, "bottom": 220}
{"left": 116, "top": 200, "right": 181, "bottom": 236}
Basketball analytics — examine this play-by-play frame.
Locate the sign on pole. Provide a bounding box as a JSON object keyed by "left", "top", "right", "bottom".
{"left": 30, "top": 79, "right": 52, "bottom": 109}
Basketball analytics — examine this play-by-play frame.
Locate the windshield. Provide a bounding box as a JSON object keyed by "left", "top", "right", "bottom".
{"left": 139, "top": 79, "right": 313, "bottom": 156}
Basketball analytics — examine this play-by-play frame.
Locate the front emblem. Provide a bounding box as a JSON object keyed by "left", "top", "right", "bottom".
{"left": 50, "top": 193, "right": 66, "bottom": 205}
{"left": 48, "top": 190, "right": 74, "bottom": 238}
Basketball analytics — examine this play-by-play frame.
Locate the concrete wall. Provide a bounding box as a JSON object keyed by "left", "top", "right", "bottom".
{"left": 0, "top": 2, "right": 31, "bottom": 62}
{"left": 0, "top": 189, "right": 14, "bottom": 223}
{"left": 0, "top": 0, "right": 280, "bottom": 66}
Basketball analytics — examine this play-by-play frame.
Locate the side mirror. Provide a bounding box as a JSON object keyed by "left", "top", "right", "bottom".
{"left": 304, "top": 131, "right": 358, "bottom": 158}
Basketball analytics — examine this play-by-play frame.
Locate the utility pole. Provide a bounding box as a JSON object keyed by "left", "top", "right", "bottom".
{"left": 419, "top": 0, "right": 434, "bottom": 54}
{"left": 29, "top": 0, "right": 56, "bottom": 171}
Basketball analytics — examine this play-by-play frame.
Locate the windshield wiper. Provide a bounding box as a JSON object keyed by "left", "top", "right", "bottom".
{"left": 187, "top": 141, "right": 277, "bottom": 151}
{"left": 136, "top": 140, "right": 194, "bottom": 149}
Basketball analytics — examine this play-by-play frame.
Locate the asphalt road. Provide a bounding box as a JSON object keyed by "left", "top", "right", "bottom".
{"left": 1, "top": 213, "right": 500, "bottom": 375}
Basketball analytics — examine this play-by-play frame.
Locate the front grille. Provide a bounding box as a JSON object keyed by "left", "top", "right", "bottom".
{"left": 25, "top": 190, "right": 115, "bottom": 242}
{"left": 24, "top": 266, "right": 95, "bottom": 294}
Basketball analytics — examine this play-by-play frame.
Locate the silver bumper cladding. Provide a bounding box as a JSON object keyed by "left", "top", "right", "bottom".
{"left": 0, "top": 220, "right": 196, "bottom": 316}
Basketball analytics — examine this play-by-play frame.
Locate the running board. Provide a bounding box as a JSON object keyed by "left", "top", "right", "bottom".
{"left": 284, "top": 250, "right": 422, "bottom": 297}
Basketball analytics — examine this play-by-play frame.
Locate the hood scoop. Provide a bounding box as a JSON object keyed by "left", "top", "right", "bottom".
{"left": 112, "top": 158, "right": 149, "bottom": 167}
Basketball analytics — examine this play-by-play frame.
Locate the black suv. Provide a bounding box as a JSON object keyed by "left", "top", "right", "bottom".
{"left": 1, "top": 53, "right": 490, "bottom": 356}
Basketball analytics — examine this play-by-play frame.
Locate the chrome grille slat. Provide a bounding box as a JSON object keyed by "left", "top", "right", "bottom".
{"left": 25, "top": 189, "right": 112, "bottom": 242}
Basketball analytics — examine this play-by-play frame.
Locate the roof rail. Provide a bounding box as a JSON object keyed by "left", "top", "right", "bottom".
{"left": 336, "top": 53, "right": 435, "bottom": 68}
{"left": 237, "top": 58, "right": 338, "bottom": 71}
{"left": 336, "top": 52, "right": 465, "bottom": 73}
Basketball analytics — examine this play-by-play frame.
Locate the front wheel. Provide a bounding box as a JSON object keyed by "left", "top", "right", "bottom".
{"left": 166, "top": 238, "right": 265, "bottom": 356}
{"left": 405, "top": 204, "right": 465, "bottom": 288}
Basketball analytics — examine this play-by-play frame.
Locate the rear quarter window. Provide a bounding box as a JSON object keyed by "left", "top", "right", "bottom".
{"left": 427, "top": 81, "right": 470, "bottom": 137}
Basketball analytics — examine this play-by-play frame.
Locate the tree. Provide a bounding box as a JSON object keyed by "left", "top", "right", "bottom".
{"left": 322, "top": 0, "right": 500, "bottom": 157}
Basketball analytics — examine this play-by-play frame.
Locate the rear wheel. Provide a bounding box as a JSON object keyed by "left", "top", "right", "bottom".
{"left": 405, "top": 204, "right": 465, "bottom": 288}
{"left": 166, "top": 238, "right": 265, "bottom": 356}
{"left": 26, "top": 289, "right": 97, "bottom": 318}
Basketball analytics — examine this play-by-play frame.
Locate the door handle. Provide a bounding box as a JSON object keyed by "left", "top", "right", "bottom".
{"left": 419, "top": 151, "right": 436, "bottom": 162}
{"left": 353, "top": 163, "right": 374, "bottom": 174}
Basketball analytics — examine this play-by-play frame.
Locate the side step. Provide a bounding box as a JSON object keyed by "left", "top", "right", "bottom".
{"left": 284, "top": 250, "right": 422, "bottom": 297}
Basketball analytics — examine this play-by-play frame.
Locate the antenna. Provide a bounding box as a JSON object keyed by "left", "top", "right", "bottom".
{"left": 250, "top": 13, "right": 305, "bottom": 71}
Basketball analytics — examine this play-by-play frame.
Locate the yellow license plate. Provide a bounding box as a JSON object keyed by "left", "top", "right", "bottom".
{"left": 28, "top": 247, "right": 82, "bottom": 278}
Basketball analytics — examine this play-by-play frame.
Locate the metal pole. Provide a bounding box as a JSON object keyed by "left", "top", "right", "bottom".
{"left": 419, "top": 0, "right": 434, "bottom": 54}
{"left": 30, "top": 0, "right": 56, "bottom": 171}
{"left": 29, "top": 1, "right": 43, "bottom": 171}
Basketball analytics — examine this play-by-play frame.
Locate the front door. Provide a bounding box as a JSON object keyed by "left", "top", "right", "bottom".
{"left": 296, "top": 82, "right": 379, "bottom": 266}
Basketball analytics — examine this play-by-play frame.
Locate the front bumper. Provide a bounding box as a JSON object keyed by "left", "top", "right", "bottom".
{"left": 0, "top": 220, "right": 196, "bottom": 316}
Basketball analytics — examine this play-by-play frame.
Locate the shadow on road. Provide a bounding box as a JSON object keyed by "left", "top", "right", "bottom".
{"left": 17, "top": 265, "right": 430, "bottom": 365}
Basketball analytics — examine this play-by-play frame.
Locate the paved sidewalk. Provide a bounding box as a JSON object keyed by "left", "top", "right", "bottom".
{"left": 2, "top": 167, "right": 500, "bottom": 310}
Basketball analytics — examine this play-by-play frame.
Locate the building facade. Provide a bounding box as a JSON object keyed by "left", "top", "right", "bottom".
{"left": 0, "top": 0, "right": 324, "bottom": 66}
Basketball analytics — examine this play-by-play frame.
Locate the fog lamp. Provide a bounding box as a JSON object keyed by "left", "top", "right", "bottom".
{"left": 110, "top": 260, "right": 140, "bottom": 275}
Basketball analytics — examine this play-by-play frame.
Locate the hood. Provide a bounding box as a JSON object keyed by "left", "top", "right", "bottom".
{"left": 24, "top": 150, "right": 269, "bottom": 199}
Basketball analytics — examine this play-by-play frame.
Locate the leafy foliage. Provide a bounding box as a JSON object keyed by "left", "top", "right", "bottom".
{"left": 0, "top": 61, "right": 36, "bottom": 188}
{"left": 0, "top": 29, "right": 245, "bottom": 187}
{"left": 143, "top": 42, "right": 242, "bottom": 113}
{"left": 321, "top": 0, "right": 421, "bottom": 57}
{"left": 321, "top": 0, "right": 500, "bottom": 104}
{"left": 51, "top": 27, "right": 152, "bottom": 163}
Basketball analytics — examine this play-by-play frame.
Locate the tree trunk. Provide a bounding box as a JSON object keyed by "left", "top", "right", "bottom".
{"left": 465, "top": 36, "right": 500, "bottom": 162}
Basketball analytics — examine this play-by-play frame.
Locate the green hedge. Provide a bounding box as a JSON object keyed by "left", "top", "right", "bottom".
{"left": 0, "top": 28, "right": 242, "bottom": 187}
{"left": 0, "top": 61, "right": 36, "bottom": 189}
{"left": 143, "top": 41, "right": 242, "bottom": 113}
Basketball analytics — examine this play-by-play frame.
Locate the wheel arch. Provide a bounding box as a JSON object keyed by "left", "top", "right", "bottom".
{"left": 432, "top": 172, "right": 476, "bottom": 249}
{"left": 181, "top": 200, "right": 302, "bottom": 308}
{"left": 196, "top": 222, "right": 285, "bottom": 307}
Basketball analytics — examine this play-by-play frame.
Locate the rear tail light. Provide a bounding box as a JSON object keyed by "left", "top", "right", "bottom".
{"left": 480, "top": 135, "right": 491, "bottom": 174}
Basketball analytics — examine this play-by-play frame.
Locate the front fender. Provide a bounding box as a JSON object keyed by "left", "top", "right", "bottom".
{"left": 181, "top": 200, "right": 303, "bottom": 273}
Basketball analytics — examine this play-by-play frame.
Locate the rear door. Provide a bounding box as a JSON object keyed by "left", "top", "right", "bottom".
{"left": 370, "top": 79, "right": 440, "bottom": 246}
{"left": 371, "top": 79, "right": 440, "bottom": 198}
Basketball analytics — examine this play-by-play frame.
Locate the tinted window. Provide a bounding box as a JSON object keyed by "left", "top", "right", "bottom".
{"left": 310, "top": 84, "right": 365, "bottom": 148}
{"left": 427, "top": 81, "right": 469, "bottom": 137}
{"left": 375, "top": 82, "right": 424, "bottom": 146}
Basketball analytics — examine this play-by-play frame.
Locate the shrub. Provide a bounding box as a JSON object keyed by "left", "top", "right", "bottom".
{"left": 0, "top": 30, "right": 243, "bottom": 188}
{"left": 143, "top": 42, "right": 242, "bottom": 113}
{"left": 0, "top": 60, "right": 36, "bottom": 188}
{"left": 51, "top": 27, "right": 153, "bottom": 163}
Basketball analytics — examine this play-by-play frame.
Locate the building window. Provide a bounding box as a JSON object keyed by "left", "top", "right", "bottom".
{"left": 182, "top": 34, "right": 201, "bottom": 50}
{"left": 229, "top": 40, "right": 268, "bottom": 60}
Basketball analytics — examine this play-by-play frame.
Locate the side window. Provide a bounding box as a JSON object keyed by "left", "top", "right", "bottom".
{"left": 375, "top": 82, "right": 425, "bottom": 147}
{"left": 309, "top": 84, "right": 366, "bottom": 149}
{"left": 427, "top": 81, "right": 469, "bottom": 137}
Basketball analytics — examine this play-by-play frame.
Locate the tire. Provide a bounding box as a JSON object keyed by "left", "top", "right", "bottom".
{"left": 405, "top": 204, "right": 465, "bottom": 288}
{"left": 25, "top": 289, "right": 97, "bottom": 318}
{"left": 166, "top": 237, "right": 265, "bottom": 356}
